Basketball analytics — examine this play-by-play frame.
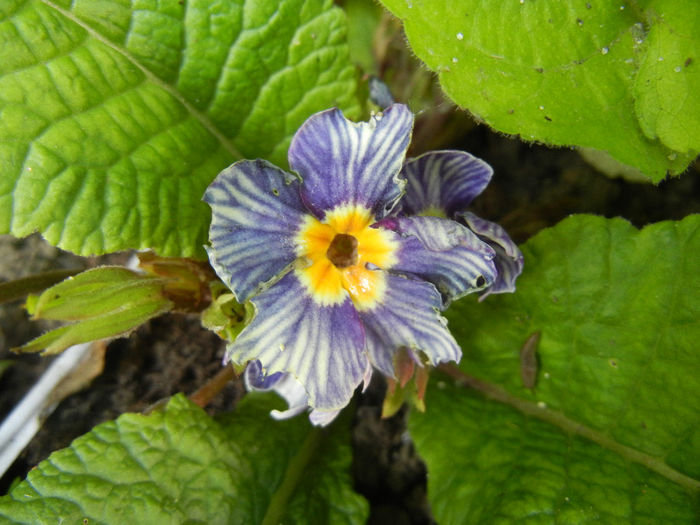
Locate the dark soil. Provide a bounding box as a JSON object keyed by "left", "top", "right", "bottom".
{"left": 0, "top": 117, "right": 697, "bottom": 520}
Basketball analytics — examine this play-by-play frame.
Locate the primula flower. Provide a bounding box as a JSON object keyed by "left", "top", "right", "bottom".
{"left": 399, "top": 150, "right": 524, "bottom": 299}
{"left": 204, "top": 104, "right": 521, "bottom": 425}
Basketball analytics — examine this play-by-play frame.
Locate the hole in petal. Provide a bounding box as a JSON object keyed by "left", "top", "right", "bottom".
{"left": 327, "top": 234, "right": 359, "bottom": 268}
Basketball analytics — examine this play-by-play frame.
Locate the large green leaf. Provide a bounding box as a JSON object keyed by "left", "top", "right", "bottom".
{"left": 0, "top": 0, "right": 359, "bottom": 257}
{"left": 380, "top": 0, "right": 699, "bottom": 180}
{"left": 634, "top": 0, "right": 700, "bottom": 154}
{"left": 411, "top": 215, "right": 700, "bottom": 522}
{"left": 412, "top": 382, "right": 698, "bottom": 523}
{"left": 0, "top": 394, "right": 368, "bottom": 524}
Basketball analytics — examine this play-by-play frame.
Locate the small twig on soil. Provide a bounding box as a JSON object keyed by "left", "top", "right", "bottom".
{"left": 188, "top": 365, "right": 237, "bottom": 408}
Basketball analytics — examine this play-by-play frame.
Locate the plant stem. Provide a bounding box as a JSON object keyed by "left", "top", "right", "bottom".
{"left": 437, "top": 363, "right": 700, "bottom": 493}
{"left": 0, "top": 268, "right": 81, "bottom": 305}
{"left": 189, "top": 365, "right": 237, "bottom": 408}
{"left": 261, "top": 428, "right": 324, "bottom": 525}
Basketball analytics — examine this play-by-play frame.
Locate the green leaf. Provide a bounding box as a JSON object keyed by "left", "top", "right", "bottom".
{"left": 380, "top": 0, "right": 699, "bottom": 180}
{"left": 634, "top": 0, "right": 700, "bottom": 154}
{"left": 412, "top": 382, "right": 699, "bottom": 523}
{"left": 0, "top": 0, "right": 359, "bottom": 257}
{"left": 0, "top": 394, "right": 368, "bottom": 524}
{"left": 343, "top": 0, "right": 383, "bottom": 73}
{"left": 0, "top": 360, "right": 13, "bottom": 379}
{"left": 411, "top": 215, "right": 700, "bottom": 522}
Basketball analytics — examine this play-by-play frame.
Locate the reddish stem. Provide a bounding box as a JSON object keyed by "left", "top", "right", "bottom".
{"left": 189, "top": 365, "right": 237, "bottom": 408}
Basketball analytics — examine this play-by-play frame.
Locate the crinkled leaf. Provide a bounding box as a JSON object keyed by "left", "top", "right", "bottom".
{"left": 410, "top": 215, "right": 700, "bottom": 522}
{"left": 412, "top": 381, "right": 699, "bottom": 523}
{"left": 0, "top": 394, "right": 368, "bottom": 524}
{"left": 380, "top": 0, "right": 699, "bottom": 180}
{"left": 0, "top": 0, "right": 359, "bottom": 257}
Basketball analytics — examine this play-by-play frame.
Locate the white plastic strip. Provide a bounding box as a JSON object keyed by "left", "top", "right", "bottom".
{"left": 0, "top": 342, "right": 93, "bottom": 477}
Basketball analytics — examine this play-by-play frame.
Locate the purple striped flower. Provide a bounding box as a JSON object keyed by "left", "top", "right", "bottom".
{"left": 204, "top": 104, "right": 521, "bottom": 425}
{"left": 399, "top": 151, "right": 524, "bottom": 300}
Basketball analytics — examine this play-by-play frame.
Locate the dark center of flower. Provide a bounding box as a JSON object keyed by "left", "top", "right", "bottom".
{"left": 326, "top": 233, "right": 359, "bottom": 268}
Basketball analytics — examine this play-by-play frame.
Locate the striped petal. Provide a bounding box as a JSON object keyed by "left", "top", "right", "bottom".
{"left": 227, "top": 271, "right": 368, "bottom": 412}
{"left": 244, "top": 361, "right": 308, "bottom": 420}
{"left": 375, "top": 216, "right": 497, "bottom": 305}
{"left": 245, "top": 361, "right": 345, "bottom": 426}
{"left": 459, "top": 212, "right": 524, "bottom": 299}
{"left": 309, "top": 408, "right": 343, "bottom": 426}
{"left": 399, "top": 151, "right": 493, "bottom": 217}
{"left": 289, "top": 104, "right": 413, "bottom": 219}
{"left": 358, "top": 273, "right": 462, "bottom": 377}
{"left": 204, "top": 159, "right": 307, "bottom": 302}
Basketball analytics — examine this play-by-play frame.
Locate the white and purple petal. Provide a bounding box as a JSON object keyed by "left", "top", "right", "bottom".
{"left": 309, "top": 408, "right": 343, "bottom": 426}
{"left": 227, "top": 271, "right": 369, "bottom": 412}
{"left": 358, "top": 273, "right": 462, "bottom": 378}
{"left": 375, "top": 216, "right": 497, "bottom": 305}
{"left": 244, "top": 360, "right": 286, "bottom": 390}
{"left": 459, "top": 212, "right": 524, "bottom": 299}
{"left": 289, "top": 104, "right": 413, "bottom": 218}
{"left": 204, "top": 160, "right": 307, "bottom": 302}
{"left": 399, "top": 151, "right": 493, "bottom": 217}
{"left": 245, "top": 361, "right": 344, "bottom": 426}
{"left": 244, "top": 361, "right": 308, "bottom": 420}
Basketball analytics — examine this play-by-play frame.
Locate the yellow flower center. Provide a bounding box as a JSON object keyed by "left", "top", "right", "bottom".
{"left": 295, "top": 204, "right": 398, "bottom": 310}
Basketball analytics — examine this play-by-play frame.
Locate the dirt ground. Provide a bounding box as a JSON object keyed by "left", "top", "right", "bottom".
{"left": 0, "top": 114, "right": 698, "bottom": 523}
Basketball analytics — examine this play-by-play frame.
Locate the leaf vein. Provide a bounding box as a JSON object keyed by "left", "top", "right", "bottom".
{"left": 39, "top": 0, "right": 243, "bottom": 161}
{"left": 438, "top": 363, "right": 700, "bottom": 493}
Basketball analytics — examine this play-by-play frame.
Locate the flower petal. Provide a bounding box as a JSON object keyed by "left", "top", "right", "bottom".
{"left": 227, "top": 271, "right": 368, "bottom": 412}
{"left": 289, "top": 104, "right": 413, "bottom": 218}
{"left": 244, "top": 360, "right": 286, "bottom": 390}
{"left": 375, "top": 216, "right": 497, "bottom": 305}
{"left": 399, "top": 151, "right": 493, "bottom": 217}
{"left": 358, "top": 273, "right": 461, "bottom": 377}
{"left": 204, "top": 159, "right": 307, "bottom": 302}
{"left": 309, "top": 408, "right": 342, "bottom": 426}
{"left": 244, "top": 361, "right": 308, "bottom": 420}
{"left": 245, "top": 361, "right": 344, "bottom": 426}
{"left": 459, "top": 212, "right": 524, "bottom": 298}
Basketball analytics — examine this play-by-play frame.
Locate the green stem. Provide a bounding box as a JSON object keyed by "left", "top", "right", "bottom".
{"left": 261, "top": 428, "right": 324, "bottom": 525}
{"left": 0, "top": 268, "right": 81, "bottom": 305}
{"left": 438, "top": 363, "right": 700, "bottom": 493}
